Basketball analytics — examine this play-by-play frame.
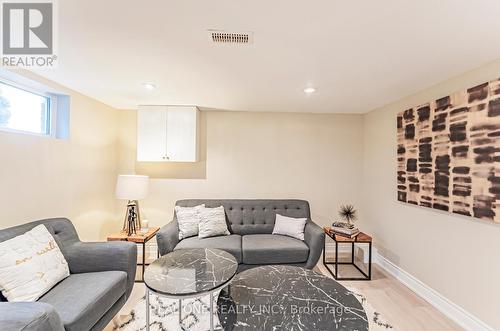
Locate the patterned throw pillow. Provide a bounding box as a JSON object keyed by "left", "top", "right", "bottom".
{"left": 176, "top": 204, "right": 205, "bottom": 240}
{"left": 198, "top": 206, "right": 230, "bottom": 239}
{"left": 0, "top": 225, "right": 70, "bottom": 302}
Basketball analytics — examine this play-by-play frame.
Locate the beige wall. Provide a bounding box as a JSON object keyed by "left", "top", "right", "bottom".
{"left": 0, "top": 71, "right": 120, "bottom": 241}
{"left": 0, "top": 70, "right": 364, "bottom": 239}
{"left": 2, "top": 60, "right": 499, "bottom": 328}
{"left": 117, "top": 110, "right": 364, "bottom": 229}
{"left": 361, "top": 58, "right": 500, "bottom": 329}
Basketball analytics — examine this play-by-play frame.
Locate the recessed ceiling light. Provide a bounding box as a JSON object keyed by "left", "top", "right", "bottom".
{"left": 303, "top": 87, "right": 316, "bottom": 94}
{"left": 142, "top": 83, "right": 156, "bottom": 90}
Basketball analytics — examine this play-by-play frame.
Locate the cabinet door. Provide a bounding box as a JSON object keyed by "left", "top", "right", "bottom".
{"left": 166, "top": 106, "right": 199, "bottom": 162}
{"left": 137, "top": 106, "right": 168, "bottom": 161}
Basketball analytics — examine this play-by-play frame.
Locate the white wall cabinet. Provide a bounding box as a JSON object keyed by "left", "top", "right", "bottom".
{"left": 137, "top": 105, "right": 199, "bottom": 162}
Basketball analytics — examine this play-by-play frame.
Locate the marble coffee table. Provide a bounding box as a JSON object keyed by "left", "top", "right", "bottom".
{"left": 218, "top": 265, "right": 368, "bottom": 331}
{"left": 144, "top": 248, "right": 238, "bottom": 331}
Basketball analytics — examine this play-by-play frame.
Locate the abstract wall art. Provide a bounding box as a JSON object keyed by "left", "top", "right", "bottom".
{"left": 397, "top": 77, "right": 500, "bottom": 222}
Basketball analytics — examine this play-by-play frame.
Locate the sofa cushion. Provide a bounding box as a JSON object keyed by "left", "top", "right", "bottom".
{"left": 174, "top": 234, "right": 242, "bottom": 263}
{"left": 38, "top": 271, "right": 127, "bottom": 331}
{"left": 242, "top": 234, "right": 309, "bottom": 264}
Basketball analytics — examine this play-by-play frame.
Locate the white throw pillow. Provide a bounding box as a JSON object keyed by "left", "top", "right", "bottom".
{"left": 0, "top": 225, "right": 70, "bottom": 302}
{"left": 272, "top": 214, "right": 307, "bottom": 241}
{"left": 198, "top": 206, "right": 230, "bottom": 239}
{"left": 176, "top": 204, "right": 205, "bottom": 240}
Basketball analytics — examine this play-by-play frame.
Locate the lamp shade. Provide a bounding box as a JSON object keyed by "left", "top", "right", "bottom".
{"left": 115, "top": 175, "right": 149, "bottom": 200}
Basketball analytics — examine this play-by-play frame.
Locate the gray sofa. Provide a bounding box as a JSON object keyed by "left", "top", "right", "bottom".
{"left": 157, "top": 199, "right": 325, "bottom": 271}
{"left": 0, "top": 218, "right": 137, "bottom": 331}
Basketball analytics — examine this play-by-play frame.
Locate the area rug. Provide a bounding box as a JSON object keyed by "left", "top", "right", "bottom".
{"left": 114, "top": 288, "right": 393, "bottom": 331}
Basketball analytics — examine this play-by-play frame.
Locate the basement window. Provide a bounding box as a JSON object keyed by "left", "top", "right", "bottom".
{"left": 0, "top": 73, "right": 70, "bottom": 139}
{"left": 0, "top": 81, "right": 51, "bottom": 135}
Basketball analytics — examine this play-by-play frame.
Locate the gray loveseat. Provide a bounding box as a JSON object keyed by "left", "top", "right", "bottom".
{"left": 157, "top": 199, "right": 325, "bottom": 271}
{"left": 0, "top": 218, "right": 137, "bottom": 331}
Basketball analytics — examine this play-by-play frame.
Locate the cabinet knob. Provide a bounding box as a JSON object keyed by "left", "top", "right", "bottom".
{"left": 163, "top": 156, "right": 170, "bottom": 160}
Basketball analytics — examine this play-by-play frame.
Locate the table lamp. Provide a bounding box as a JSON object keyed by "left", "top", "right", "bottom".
{"left": 115, "top": 175, "right": 149, "bottom": 235}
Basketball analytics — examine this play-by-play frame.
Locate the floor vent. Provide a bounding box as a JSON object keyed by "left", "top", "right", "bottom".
{"left": 208, "top": 30, "right": 253, "bottom": 44}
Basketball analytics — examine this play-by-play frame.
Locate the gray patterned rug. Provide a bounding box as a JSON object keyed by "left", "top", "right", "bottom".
{"left": 114, "top": 287, "right": 393, "bottom": 330}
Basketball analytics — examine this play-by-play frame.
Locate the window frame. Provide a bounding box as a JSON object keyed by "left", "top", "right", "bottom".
{"left": 0, "top": 77, "right": 56, "bottom": 137}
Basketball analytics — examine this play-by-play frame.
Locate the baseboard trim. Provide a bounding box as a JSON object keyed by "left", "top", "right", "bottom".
{"left": 375, "top": 252, "right": 493, "bottom": 331}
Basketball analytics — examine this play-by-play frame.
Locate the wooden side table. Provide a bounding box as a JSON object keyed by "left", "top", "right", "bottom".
{"left": 107, "top": 227, "right": 160, "bottom": 282}
{"left": 323, "top": 227, "right": 372, "bottom": 281}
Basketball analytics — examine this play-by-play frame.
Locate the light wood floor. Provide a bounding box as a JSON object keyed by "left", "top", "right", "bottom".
{"left": 315, "top": 262, "right": 462, "bottom": 330}
{"left": 105, "top": 260, "right": 462, "bottom": 331}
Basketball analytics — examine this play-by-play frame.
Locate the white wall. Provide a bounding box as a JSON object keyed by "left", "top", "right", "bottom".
{"left": 117, "top": 110, "right": 364, "bottom": 229}
{"left": 0, "top": 71, "right": 120, "bottom": 241}
{"left": 361, "top": 58, "right": 500, "bottom": 330}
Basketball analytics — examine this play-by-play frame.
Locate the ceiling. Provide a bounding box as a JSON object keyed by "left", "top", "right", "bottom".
{"left": 34, "top": 0, "right": 500, "bottom": 113}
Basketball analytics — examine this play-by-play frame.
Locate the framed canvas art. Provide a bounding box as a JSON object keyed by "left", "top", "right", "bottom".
{"left": 397, "top": 78, "right": 500, "bottom": 222}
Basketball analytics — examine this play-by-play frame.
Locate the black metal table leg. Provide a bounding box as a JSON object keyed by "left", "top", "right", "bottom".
{"left": 323, "top": 232, "right": 372, "bottom": 281}
{"left": 335, "top": 240, "right": 338, "bottom": 277}
{"left": 351, "top": 242, "right": 355, "bottom": 263}
{"left": 368, "top": 241, "right": 372, "bottom": 280}
{"left": 323, "top": 238, "right": 326, "bottom": 265}
{"left": 142, "top": 242, "right": 146, "bottom": 281}
{"left": 109, "top": 227, "right": 160, "bottom": 284}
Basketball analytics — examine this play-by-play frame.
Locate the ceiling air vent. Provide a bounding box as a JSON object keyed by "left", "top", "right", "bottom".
{"left": 208, "top": 30, "right": 253, "bottom": 44}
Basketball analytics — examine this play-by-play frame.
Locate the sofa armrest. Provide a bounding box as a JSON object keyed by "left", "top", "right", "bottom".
{"left": 64, "top": 241, "right": 137, "bottom": 298}
{"left": 0, "top": 302, "right": 64, "bottom": 331}
{"left": 303, "top": 220, "right": 325, "bottom": 269}
{"left": 156, "top": 220, "right": 179, "bottom": 256}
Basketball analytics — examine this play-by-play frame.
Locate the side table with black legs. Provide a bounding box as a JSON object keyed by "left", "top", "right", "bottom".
{"left": 323, "top": 227, "right": 372, "bottom": 281}
{"left": 107, "top": 227, "right": 160, "bottom": 282}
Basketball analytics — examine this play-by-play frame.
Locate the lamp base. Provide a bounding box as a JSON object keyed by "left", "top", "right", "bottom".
{"left": 122, "top": 200, "right": 142, "bottom": 235}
